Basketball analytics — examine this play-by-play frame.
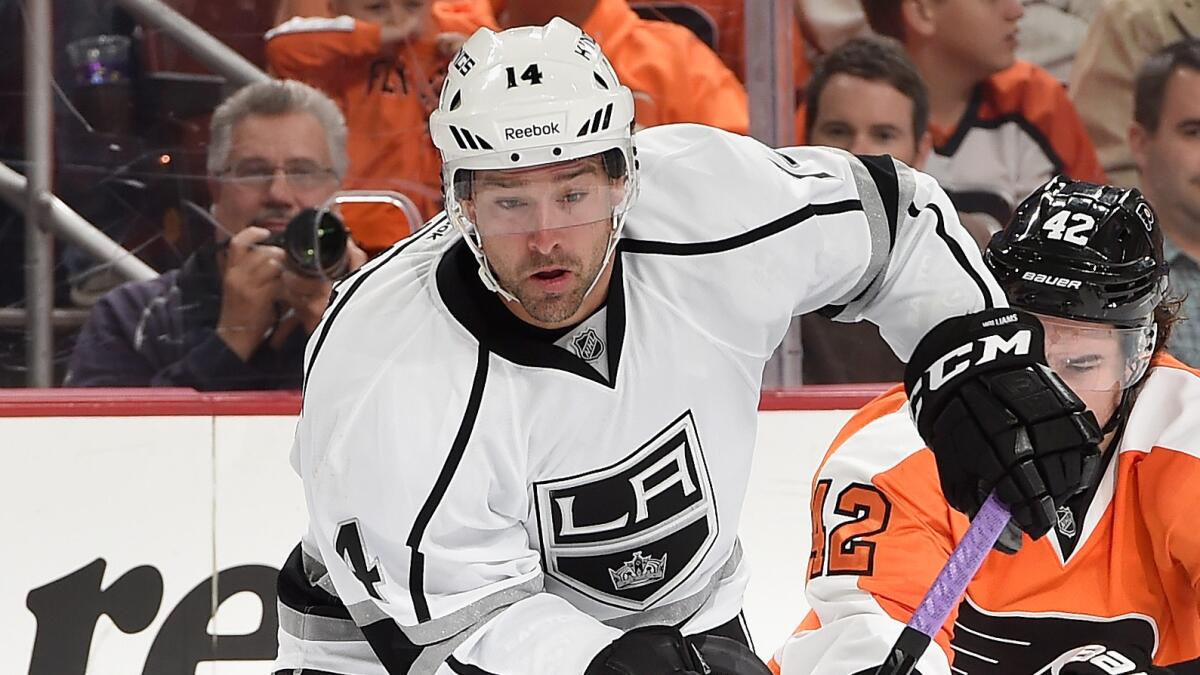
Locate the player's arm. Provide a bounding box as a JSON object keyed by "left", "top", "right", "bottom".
{"left": 825, "top": 166, "right": 1103, "bottom": 540}
{"left": 634, "top": 130, "right": 1099, "bottom": 539}
{"left": 264, "top": 15, "right": 397, "bottom": 83}
{"left": 772, "top": 393, "right": 960, "bottom": 675}
{"left": 814, "top": 158, "right": 1006, "bottom": 360}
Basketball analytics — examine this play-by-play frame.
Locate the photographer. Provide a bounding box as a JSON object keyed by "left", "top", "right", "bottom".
{"left": 66, "top": 80, "right": 367, "bottom": 390}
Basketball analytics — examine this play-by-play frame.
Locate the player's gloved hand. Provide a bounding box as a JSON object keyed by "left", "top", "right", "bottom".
{"left": 1049, "top": 644, "right": 1173, "bottom": 674}
{"left": 586, "top": 626, "right": 707, "bottom": 675}
{"left": 586, "top": 626, "right": 772, "bottom": 675}
{"left": 689, "top": 634, "right": 772, "bottom": 675}
{"left": 904, "top": 309, "right": 1102, "bottom": 541}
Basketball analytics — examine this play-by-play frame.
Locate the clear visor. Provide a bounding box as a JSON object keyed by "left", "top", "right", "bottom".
{"left": 1038, "top": 314, "right": 1156, "bottom": 392}
{"left": 452, "top": 154, "right": 632, "bottom": 237}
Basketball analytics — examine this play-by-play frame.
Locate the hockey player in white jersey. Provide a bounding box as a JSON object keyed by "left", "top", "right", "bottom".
{"left": 274, "top": 18, "right": 1102, "bottom": 675}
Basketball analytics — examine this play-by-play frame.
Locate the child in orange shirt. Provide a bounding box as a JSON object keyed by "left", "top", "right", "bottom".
{"left": 267, "top": 0, "right": 493, "bottom": 253}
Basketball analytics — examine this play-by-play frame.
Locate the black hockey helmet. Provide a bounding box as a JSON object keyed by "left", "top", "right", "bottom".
{"left": 984, "top": 175, "right": 1167, "bottom": 329}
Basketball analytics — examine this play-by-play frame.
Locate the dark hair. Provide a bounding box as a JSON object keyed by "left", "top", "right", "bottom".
{"left": 1152, "top": 293, "right": 1184, "bottom": 357}
{"left": 860, "top": 0, "right": 906, "bottom": 41}
{"left": 804, "top": 36, "right": 929, "bottom": 142}
{"left": 1134, "top": 38, "right": 1200, "bottom": 133}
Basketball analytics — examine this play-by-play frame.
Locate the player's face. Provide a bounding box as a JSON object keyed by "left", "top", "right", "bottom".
{"left": 469, "top": 158, "right": 621, "bottom": 328}
{"left": 926, "top": 0, "right": 1024, "bottom": 77}
{"left": 209, "top": 112, "right": 339, "bottom": 240}
{"left": 334, "top": 0, "right": 430, "bottom": 37}
{"left": 809, "top": 74, "right": 929, "bottom": 167}
{"left": 1041, "top": 316, "right": 1127, "bottom": 429}
{"left": 1131, "top": 67, "right": 1200, "bottom": 231}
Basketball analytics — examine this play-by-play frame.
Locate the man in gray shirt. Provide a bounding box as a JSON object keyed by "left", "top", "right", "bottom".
{"left": 1130, "top": 38, "right": 1200, "bottom": 366}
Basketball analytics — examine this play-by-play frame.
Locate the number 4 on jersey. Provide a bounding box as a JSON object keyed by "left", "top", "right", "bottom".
{"left": 808, "top": 480, "right": 892, "bottom": 579}
{"left": 335, "top": 519, "right": 383, "bottom": 600}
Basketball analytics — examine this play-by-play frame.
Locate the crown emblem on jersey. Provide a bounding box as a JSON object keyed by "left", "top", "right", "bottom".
{"left": 608, "top": 551, "right": 667, "bottom": 591}
{"left": 571, "top": 328, "right": 605, "bottom": 362}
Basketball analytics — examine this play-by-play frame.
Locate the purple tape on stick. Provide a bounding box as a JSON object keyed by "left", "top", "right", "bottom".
{"left": 907, "top": 492, "right": 1011, "bottom": 638}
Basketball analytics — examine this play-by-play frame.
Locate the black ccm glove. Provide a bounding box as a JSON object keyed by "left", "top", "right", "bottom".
{"left": 1051, "top": 644, "right": 1173, "bottom": 674}
{"left": 904, "top": 309, "right": 1102, "bottom": 540}
{"left": 586, "top": 625, "right": 772, "bottom": 675}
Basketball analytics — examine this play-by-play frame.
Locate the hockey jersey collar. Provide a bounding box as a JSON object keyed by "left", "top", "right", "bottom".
{"left": 436, "top": 240, "right": 627, "bottom": 387}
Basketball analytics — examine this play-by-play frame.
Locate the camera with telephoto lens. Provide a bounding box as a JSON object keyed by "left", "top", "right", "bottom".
{"left": 263, "top": 208, "right": 349, "bottom": 278}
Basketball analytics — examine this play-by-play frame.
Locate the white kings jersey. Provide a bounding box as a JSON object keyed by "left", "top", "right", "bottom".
{"left": 274, "top": 123, "right": 1006, "bottom": 675}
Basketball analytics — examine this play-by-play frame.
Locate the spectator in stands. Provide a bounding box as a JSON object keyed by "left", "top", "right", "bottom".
{"left": 65, "top": 80, "right": 367, "bottom": 390}
{"left": 1071, "top": 0, "right": 1198, "bottom": 188}
{"left": 797, "top": 36, "right": 927, "bottom": 384}
{"left": 796, "top": 0, "right": 1102, "bottom": 85}
{"left": 632, "top": 0, "right": 812, "bottom": 95}
{"left": 266, "top": 0, "right": 492, "bottom": 254}
{"left": 490, "top": 0, "right": 749, "bottom": 133}
{"left": 858, "top": 0, "right": 1105, "bottom": 243}
{"left": 1130, "top": 39, "right": 1200, "bottom": 368}
{"left": 803, "top": 36, "right": 930, "bottom": 167}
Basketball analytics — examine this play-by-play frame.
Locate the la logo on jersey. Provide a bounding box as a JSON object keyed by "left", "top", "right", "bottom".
{"left": 533, "top": 411, "right": 717, "bottom": 610}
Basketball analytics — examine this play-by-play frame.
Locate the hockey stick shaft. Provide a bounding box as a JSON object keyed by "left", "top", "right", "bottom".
{"left": 873, "top": 492, "right": 1012, "bottom": 675}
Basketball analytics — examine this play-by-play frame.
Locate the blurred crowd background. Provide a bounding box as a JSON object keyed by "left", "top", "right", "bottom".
{"left": 1, "top": 0, "right": 1197, "bottom": 389}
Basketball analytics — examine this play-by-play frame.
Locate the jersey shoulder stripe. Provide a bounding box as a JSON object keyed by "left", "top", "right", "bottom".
{"left": 819, "top": 154, "right": 908, "bottom": 317}
{"left": 621, "top": 198, "right": 862, "bottom": 256}
{"left": 812, "top": 387, "right": 909, "bottom": 480}
{"left": 1121, "top": 354, "right": 1200, "bottom": 460}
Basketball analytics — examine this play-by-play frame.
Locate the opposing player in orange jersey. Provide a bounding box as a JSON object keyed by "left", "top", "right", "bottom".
{"left": 773, "top": 176, "right": 1200, "bottom": 675}
{"left": 266, "top": 0, "right": 494, "bottom": 254}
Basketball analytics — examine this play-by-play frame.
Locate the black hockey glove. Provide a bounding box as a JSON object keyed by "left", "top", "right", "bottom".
{"left": 586, "top": 626, "right": 708, "bottom": 675}
{"left": 689, "top": 635, "right": 772, "bottom": 675}
{"left": 1051, "top": 644, "right": 1173, "bottom": 674}
{"left": 904, "top": 309, "right": 1102, "bottom": 540}
{"left": 586, "top": 626, "right": 772, "bottom": 675}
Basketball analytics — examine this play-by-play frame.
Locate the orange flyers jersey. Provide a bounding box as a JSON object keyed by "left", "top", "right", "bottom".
{"left": 772, "top": 354, "right": 1200, "bottom": 675}
{"left": 923, "top": 61, "right": 1107, "bottom": 232}
{"left": 265, "top": 3, "right": 493, "bottom": 254}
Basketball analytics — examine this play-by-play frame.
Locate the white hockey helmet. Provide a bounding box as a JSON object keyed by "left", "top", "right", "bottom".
{"left": 429, "top": 18, "right": 638, "bottom": 301}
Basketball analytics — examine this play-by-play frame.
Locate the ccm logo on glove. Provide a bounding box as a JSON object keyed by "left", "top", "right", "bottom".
{"left": 910, "top": 320, "right": 1031, "bottom": 414}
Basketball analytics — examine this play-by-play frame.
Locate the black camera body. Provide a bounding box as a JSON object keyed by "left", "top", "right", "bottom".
{"left": 263, "top": 208, "right": 350, "bottom": 278}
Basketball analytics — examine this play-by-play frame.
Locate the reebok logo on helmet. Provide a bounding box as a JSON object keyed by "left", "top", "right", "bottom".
{"left": 504, "top": 122, "right": 561, "bottom": 140}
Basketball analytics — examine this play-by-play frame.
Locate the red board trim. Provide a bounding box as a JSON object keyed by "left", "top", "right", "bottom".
{"left": 0, "top": 389, "right": 304, "bottom": 417}
{"left": 0, "top": 384, "right": 895, "bottom": 417}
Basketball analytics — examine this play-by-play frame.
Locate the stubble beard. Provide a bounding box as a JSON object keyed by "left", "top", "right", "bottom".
{"left": 492, "top": 236, "right": 611, "bottom": 325}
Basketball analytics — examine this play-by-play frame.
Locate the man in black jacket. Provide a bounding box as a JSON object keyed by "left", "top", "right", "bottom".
{"left": 66, "top": 79, "right": 366, "bottom": 390}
